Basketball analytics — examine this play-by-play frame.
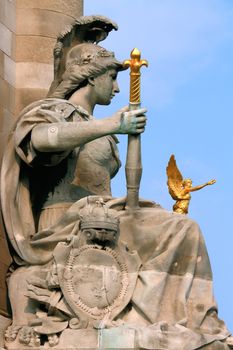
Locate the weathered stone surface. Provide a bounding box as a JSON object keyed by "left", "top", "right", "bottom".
{"left": 58, "top": 329, "right": 98, "bottom": 349}
{"left": 17, "top": 0, "right": 83, "bottom": 18}
{"left": 0, "top": 238, "right": 11, "bottom": 266}
{"left": 0, "top": 0, "right": 16, "bottom": 32}
{"left": 15, "top": 88, "right": 48, "bottom": 115}
{"left": 0, "top": 263, "right": 8, "bottom": 290}
{"left": 0, "top": 315, "right": 11, "bottom": 347}
{"left": 2, "top": 108, "right": 15, "bottom": 132}
{"left": 16, "top": 62, "right": 53, "bottom": 89}
{"left": 0, "top": 259, "right": 10, "bottom": 320}
{"left": 6, "top": 88, "right": 15, "bottom": 115}
{"left": 16, "top": 8, "right": 76, "bottom": 37}
{"left": 0, "top": 105, "right": 14, "bottom": 137}
{"left": 0, "top": 132, "right": 7, "bottom": 158}
{"left": 0, "top": 78, "right": 10, "bottom": 109}
{"left": 0, "top": 108, "right": 15, "bottom": 158}
{"left": 0, "top": 51, "right": 4, "bottom": 78}
{"left": 58, "top": 328, "right": 136, "bottom": 349}
{"left": 100, "top": 328, "right": 136, "bottom": 349}
{"left": 0, "top": 79, "right": 15, "bottom": 114}
{"left": 3, "top": 55, "right": 15, "bottom": 87}
{"left": 14, "top": 36, "right": 55, "bottom": 63}
{"left": 0, "top": 23, "right": 12, "bottom": 57}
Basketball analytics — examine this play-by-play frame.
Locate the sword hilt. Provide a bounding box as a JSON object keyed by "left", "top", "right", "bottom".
{"left": 123, "top": 48, "right": 148, "bottom": 103}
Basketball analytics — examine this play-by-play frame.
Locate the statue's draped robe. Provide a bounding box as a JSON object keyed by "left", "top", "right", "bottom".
{"left": 0, "top": 99, "right": 231, "bottom": 350}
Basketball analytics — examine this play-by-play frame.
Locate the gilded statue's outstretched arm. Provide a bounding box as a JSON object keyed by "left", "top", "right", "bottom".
{"left": 188, "top": 179, "right": 216, "bottom": 193}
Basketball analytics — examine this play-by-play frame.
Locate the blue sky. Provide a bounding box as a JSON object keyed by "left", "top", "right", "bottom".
{"left": 85, "top": 0, "right": 233, "bottom": 332}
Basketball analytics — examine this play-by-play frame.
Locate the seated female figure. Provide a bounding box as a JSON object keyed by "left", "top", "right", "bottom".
{"left": 1, "top": 42, "right": 232, "bottom": 350}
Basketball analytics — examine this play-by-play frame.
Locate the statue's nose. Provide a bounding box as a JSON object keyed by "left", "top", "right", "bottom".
{"left": 113, "top": 80, "right": 120, "bottom": 93}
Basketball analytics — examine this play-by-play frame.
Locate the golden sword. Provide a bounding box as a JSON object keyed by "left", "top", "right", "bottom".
{"left": 123, "top": 48, "right": 148, "bottom": 209}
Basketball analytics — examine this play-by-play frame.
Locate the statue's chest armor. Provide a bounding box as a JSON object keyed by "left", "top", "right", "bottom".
{"left": 44, "top": 136, "right": 120, "bottom": 206}
{"left": 72, "top": 136, "right": 120, "bottom": 194}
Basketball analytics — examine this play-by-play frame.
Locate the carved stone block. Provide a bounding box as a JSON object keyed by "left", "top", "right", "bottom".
{"left": 17, "top": 9, "right": 77, "bottom": 38}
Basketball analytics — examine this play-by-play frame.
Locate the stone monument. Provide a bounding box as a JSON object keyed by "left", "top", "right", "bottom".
{"left": 0, "top": 14, "right": 232, "bottom": 350}
{"left": 0, "top": 0, "right": 84, "bottom": 321}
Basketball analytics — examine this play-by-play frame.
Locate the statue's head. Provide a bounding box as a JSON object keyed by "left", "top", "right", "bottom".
{"left": 47, "top": 15, "right": 119, "bottom": 98}
{"left": 48, "top": 43, "right": 125, "bottom": 100}
{"left": 183, "top": 178, "right": 192, "bottom": 188}
{"left": 79, "top": 198, "right": 120, "bottom": 246}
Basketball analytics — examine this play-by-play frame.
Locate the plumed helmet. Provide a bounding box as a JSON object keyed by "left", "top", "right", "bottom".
{"left": 49, "top": 43, "right": 125, "bottom": 99}
{"left": 47, "top": 15, "right": 126, "bottom": 99}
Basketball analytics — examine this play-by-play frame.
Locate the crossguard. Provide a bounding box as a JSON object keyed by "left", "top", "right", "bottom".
{"left": 123, "top": 48, "right": 148, "bottom": 103}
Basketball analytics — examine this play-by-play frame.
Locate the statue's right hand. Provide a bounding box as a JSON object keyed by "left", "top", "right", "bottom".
{"left": 112, "top": 106, "right": 147, "bottom": 134}
{"left": 207, "top": 179, "right": 216, "bottom": 185}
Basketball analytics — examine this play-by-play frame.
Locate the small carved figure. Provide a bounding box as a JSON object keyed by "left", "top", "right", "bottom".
{"left": 167, "top": 154, "right": 216, "bottom": 214}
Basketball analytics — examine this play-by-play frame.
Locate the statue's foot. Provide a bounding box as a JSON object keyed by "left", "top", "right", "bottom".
{"left": 48, "top": 333, "right": 59, "bottom": 347}
{"left": 5, "top": 325, "right": 21, "bottom": 342}
{"left": 18, "top": 326, "right": 40, "bottom": 346}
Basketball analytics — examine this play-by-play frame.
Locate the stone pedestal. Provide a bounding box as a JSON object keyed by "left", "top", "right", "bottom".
{"left": 57, "top": 328, "right": 136, "bottom": 349}
{"left": 4, "top": 328, "right": 136, "bottom": 349}
{"left": 0, "top": 0, "right": 83, "bottom": 318}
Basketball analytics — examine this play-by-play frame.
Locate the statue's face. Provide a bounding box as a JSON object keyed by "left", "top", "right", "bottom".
{"left": 93, "top": 69, "right": 120, "bottom": 105}
{"left": 82, "top": 228, "right": 119, "bottom": 245}
{"left": 184, "top": 179, "right": 192, "bottom": 188}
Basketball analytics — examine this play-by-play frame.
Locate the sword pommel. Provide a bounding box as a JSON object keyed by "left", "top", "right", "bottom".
{"left": 123, "top": 48, "right": 148, "bottom": 103}
{"left": 123, "top": 48, "right": 148, "bottom": 74}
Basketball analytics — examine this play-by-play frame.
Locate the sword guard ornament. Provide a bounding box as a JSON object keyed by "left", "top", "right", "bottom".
{"left": 123, "top": 48, "right": 148, "bottom": 103}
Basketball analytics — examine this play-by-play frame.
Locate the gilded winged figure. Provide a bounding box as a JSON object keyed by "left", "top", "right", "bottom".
{"left": 166, "top": 155, "right": 216, "bottom": 214}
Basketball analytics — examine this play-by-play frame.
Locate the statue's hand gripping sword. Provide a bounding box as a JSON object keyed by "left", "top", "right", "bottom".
{"left": 123, "top": 48, "right": 148, "bottom": 209}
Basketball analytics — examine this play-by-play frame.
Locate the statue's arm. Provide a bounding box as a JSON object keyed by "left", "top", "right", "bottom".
{"left": 31, "top": 107, "right": 147, "bottom": 152}
{"left": 188, "top": 180, "right": 216, "bottom": 192}
{"left": 31, "top": 119, "right": 118, "bottom": 152}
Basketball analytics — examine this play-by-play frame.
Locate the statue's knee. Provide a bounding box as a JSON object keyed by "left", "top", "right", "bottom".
{"left": 8, "top": 266, "right": 43, "bottom": 297}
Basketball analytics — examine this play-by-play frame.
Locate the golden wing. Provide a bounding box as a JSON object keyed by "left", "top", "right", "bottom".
{"left": 166, "top": 155, "right": 184, "bottom": 200}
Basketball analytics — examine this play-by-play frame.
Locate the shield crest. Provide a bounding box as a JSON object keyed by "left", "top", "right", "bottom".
{"left": 54, "top": 240, "right": 141, "bottom": 322}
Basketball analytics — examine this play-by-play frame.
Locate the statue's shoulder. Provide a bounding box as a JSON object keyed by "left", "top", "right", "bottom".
{"left": 18, "top": 98, "right": 76, "bottom": 120}
{"left": 42, "top": 98, "right": 77, "bottom": 119}
{"left": 17, "top": 98, "right": 91, "bottom": 125}
{"left": 44, "top": 99, "right": 91, "bottom": 121}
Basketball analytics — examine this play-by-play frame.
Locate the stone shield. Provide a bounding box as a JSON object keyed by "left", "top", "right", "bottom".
{"left": 53, "top": 240, "right": 141, "bottom": 322}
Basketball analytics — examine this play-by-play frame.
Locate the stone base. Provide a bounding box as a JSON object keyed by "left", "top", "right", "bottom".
{"left": 0, "top": 316, "right": 11, "bottom": 349}
{"left": 4, "top": 328, "right": 136, "bottom": 349}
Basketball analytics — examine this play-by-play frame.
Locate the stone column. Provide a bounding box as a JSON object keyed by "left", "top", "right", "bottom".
{"left": 0, "top": 0, "right": 83, "bottom": 317}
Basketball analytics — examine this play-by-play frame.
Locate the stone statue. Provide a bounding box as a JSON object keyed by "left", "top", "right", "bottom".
{"left": 0, "top": 15, "right": 232, "bottom": 350}
{"left": 167, "top": 155, "right": 216, "bottom": 214}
